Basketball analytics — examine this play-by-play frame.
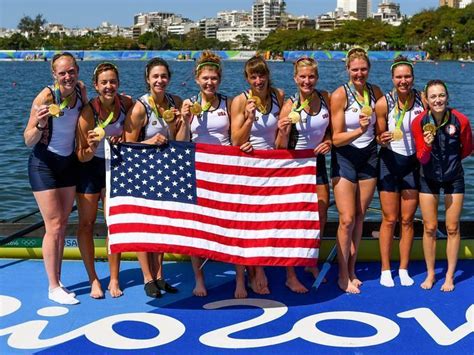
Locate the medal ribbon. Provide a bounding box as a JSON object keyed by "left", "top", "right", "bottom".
{"left": 97, "top": 95, "right": 119, "bottom": 129}
{"left": 428, "top": 109, "right": 449, "bottom": 132}
{"left": 393, "top": 91, "right": 411, "bottom": 130}
{"left": 53, "top": 82, "right": 71, "bottom": 111}
{"left": 148, "top": 94, "right": 172, "bottom": 119}
{"left": 348, "top": 82, "right": 369, "bottom": 108}
{"left": 198, "top": 92, "right": 213, "bottom": 112}
{"left": 293, "top": 92, "right": 313, "bottom": 113}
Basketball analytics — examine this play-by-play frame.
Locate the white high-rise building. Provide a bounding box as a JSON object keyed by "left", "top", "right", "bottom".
{"left": 252, "top": 0, "right": 286, "bottom": 29}
{"left": 337, "top": 0, "right": 357, "bottom": 13}
{"left": 336, "top": 0, "right": 372, "bottom": 19}
{"left": 459, "top": 0, "right": 473, "bottom": 8}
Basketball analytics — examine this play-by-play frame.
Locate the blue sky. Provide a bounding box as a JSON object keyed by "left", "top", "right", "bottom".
{"left": 1, "top": 0, "right": 440, "bottom": 29}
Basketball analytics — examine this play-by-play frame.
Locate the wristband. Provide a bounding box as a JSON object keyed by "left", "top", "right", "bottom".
{"left": 36, "top": 122, "right": 47, "bottom": 131}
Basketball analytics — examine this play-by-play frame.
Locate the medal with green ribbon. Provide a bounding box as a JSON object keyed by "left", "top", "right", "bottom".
{"left": 93, "top": 96, "right": 119, "bottom": 141}
{"left": 289, "top": 92, "right": 313, "bottom": 124}
{"left": 392, "top": 91, "right": 411, "bottom": 141}
{"left": 349, "top": 82, "right": 372, "bottom": 116}
{"left": 190, "top": 93, "right": 213, "bottom": 117}
{"left": 49, "top": 82, "right": 72, "bottom": 118}
{"left": 199, "top": 93, "right": 213, "bottom": 112}
{"left": 423, "top": 110, "right": 449, "bottom": 136}
{"left": 148, "top": 95, "right": 175, "bottom": 123}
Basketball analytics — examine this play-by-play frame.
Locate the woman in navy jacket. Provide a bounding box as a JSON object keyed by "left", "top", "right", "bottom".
{"left": 412, "top": 79, "right": 472, "bottom": 292}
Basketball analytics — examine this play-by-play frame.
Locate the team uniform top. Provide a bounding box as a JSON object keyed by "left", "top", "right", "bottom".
{"left": 39, "top": 84, "right": 84, "bottom": 156}
{"left": 384, "top": 89, "right": 424, "bottom": 156}
{"left": 244, "top": 90, "right": 280, "bottom": 150}
{"left": 288, "top": 90, "right": 330, "bottom": 150}
{"left": 90, "top": 97, "right": 127, "bottom": 159}
{"left": 411, "top": 108, "right": 472, "bottom": 182}
{"left": 137, "top": 93, "right": 177, "bottom": 141}
{"left": 343, "top": 83, "right": 377, "bottom": 148}
{"left": 190, "top": 93, "right": 230, "bottom": 146}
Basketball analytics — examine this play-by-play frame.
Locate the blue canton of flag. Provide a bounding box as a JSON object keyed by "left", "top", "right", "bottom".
{"left": 109, "top": 142, "right": 197, "bottom": 204}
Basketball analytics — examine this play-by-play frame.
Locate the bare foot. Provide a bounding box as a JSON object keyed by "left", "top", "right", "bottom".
{"left": 193, "top": 278, "right": 207, "bottom": 297}
{"left": 305, "top": 266, "right": 327, "bottom": 283}
{"left": 108, "top": 279, "right": 123, "bottom": 298}
{"left": 420, "top": 276, "right": 436, "bottom": 290}
{"left": 338, "top": 278, "right": 360, "bottom": 294}
{"left": 90, "top": 279, "right": 104, "bottom": 299}
{"left": 286, "top": 276, "right": 308, "bottom": 293}
{"left": 251, "top": 267, "right": 270, "bottom": 295}
{"left": 440, "top": 277, "right": 455, "bottom": 292}
{"left": 234, "top": 278, "right": 248, "bottom": 299}
{"left": 350, "top": 276, "right": 363, "bottom": 288}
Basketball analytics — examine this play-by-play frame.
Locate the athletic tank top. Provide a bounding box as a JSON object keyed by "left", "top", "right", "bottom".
{"left": 137, "top": 93, "right": 176, "bottom": 141}
{"left": 385, "top": 89, "right": 424, "bottom": 156}
{"left": 245, "top": 90, "right": 280, "bottom": 150}
{"left": 43, "top": 84, "right": 84, "bottom": 156}
{"left": 288, "top": 90, "right": 330, "bottom": 150}
{"left": 90, "top": 96, "right": 127, "bottom": 159}
{"left": 343, "top": 82, "right": 376, "bottom": 149}
{"left": 190, "top": 93, "right": 231, "bottom": 146}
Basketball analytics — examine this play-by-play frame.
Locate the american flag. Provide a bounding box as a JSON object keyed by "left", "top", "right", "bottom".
{"left": 105, "top": 141, "right": 320, "bottom": 266}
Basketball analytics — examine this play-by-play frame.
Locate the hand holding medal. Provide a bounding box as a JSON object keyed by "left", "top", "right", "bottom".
{"left": 92, "top": 96, "right": 118, "bottom": 142}
{"left": 49, "top": 83, "right": 71, "bottom": 118}
{"left": 288, "top": 93, "right": 313, "bottom": 124}
{"left": 422, "top": 110, "right": 449, "bottom": 145}
{"left": 248, "top": 90, "right": 266, "bottom": 113}
{"left": 422, "top": 123, "right": 436, "bottom": 136}
{"left": 190, "top": 102, "right": 202, "bottom": 116}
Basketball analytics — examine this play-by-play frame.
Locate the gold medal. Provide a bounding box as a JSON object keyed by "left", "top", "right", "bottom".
{"left": 162, "top": 109, "right": 175, "bottom": 123}
{"left": 392, "top": 127, "right": 403, "bottom": 141}
{"left": 361, "top": 105, "right": 373, "bottom": 116}
{"left": 48, "top": 104, "right": 61, "bottom": 117}
{"left": 93, "top": 126, "right": 106, "bottom": 141}
{"left": 251, "top": 96, "right": 262, "bottom": 107}
{"left": 288, "top": 111, "right": 301, "bottom": 124}
{"left": 423, "top": 123, "right": 437, "bottom": 136}
{"left": 190, "top": 102, "right": 202, "bottom": 116}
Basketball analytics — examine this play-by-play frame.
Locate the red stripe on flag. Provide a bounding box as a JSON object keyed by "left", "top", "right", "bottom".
{"left": 197, "top": 198, "right": 319, "bottom": 213}
{"left": 109, "top": 205, "right": 319, "bottom": 230}
{"left": 197, "top": 179, "right": 316, "bottom": 195}
{"left": 196, "top": 143, "right": 316, "bottom": 160}
{"left": 110, "top": 242, "right": 318, "bottom": 267}
{"left": 110, "top": 223, "right": 319, "bottom": 248}
{"left": 196, "top": 161, "right": 315, "bottom": 178}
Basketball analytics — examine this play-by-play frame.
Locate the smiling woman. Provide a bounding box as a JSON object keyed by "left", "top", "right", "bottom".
{"left": 411, "top": 79, "right": 473, "bottom": 292}
{"left": 375, "top": 56, "right": 425, "bottom": 288}
{"left": 330, "top": 48, "right": 384, "bottom": 294}
{"left": 23, "top": 52, "right": 88, "bottom": 305}
{"left": 75, "top": 61, "right": 133, "bottom": 300}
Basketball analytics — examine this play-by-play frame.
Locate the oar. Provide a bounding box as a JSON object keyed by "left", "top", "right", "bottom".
{"left": 199, "top": 258, "right": 209, "bottom": 270}
{"left": 312, "top": 243, "right": 337, "bottom": 289}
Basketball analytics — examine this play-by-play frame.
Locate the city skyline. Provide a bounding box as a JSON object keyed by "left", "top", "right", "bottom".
{"left": 1, "top": 0, "right": 440, "bottom": 29}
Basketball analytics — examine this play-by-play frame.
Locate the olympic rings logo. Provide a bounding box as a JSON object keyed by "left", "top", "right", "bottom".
{"left": 21, "top": 239, "right": 38, "bottom": 247}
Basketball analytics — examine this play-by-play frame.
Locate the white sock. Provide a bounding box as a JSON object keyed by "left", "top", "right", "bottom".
{"left": 380, "top": 270, "right": 394, "bottom": 287}
{"left": 59, "top": 281, "right": 76, "bottom": 297}
{"left": 48, "top": 287, "right": 80, "bottom": 305}
{"left": 399, "top": 269, "right": 414, "bottom": 286}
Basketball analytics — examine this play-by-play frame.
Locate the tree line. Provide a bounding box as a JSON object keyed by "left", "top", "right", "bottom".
{"left": 1, "top": 5, "right": 473, "bottom": 59}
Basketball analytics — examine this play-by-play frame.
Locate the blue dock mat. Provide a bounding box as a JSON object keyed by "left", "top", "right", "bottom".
{"left": 0, "top": 259, "right": 472, "bottom": 354}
